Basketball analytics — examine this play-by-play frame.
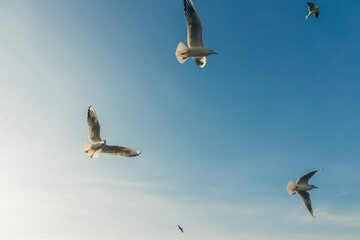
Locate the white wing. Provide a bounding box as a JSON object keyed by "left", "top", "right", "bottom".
{"left": 101, "top": 145, "right": 141, "bottom": 158}
{"left": 194, "top": 57, "right": 207, "bottom": 68}
{"left": 87, "top": 106, "right": 102, "bottom": 143}
{"left": 184, "top": 0, "right": 203, "bottom": 48}
{"left": 297, "top": 191, "right": 315, "bottom": 217}
{"left": 296, "top": 169, "right": 322, "bottom": 184}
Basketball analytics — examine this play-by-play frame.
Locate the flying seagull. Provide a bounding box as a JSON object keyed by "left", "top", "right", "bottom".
{"left": 287, "top": 169, "right": 323, "bottom": 217}
{"left": 84, "top": 106, "right": 141, "bottom": 158}
{"left": 177, "top": 225, "right": 184, "bottom": 233}
{"left": 306, "top": 2, "right": 320, "bottom": 19}
{"left": 175, "top": 0, "right": 217, "bottom": 68}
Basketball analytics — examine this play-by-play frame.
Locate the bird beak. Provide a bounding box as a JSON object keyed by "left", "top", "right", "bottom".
{"left": 214, "top": 52, "right": 218, "bottom": 55}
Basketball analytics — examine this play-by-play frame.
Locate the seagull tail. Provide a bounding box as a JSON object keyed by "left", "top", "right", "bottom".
{"left": 287, "top": 180, "right": 297, "bottom": 195}
{"left": 176, "top": 42, "right": 190, "bottom": 64}
{"left": 84, "top": 142, "right": 92, "bottom": 152}
{"left": 83, "top": 142, "right": 96, "bottom": 157}
{"left": 84, "top": 142, "right": 101, "bottom": 158}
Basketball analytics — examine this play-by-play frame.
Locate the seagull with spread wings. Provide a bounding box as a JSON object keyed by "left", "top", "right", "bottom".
{"left": 306, "top": 2, "right": 320, "bottom": 19}
{"left": 287, "top": 169, "right": 323, "bottom": 217}
{"left": 84, "top": 106, "right": 141, "bottom": 158}
{"left": 177, "top": 225, "right": 184, "bottom": 233}
{"left": 175, "top": 0, "right": 217, "bottom": 68}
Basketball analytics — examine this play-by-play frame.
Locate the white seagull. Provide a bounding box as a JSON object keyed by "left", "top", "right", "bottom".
{"left": 175, "top": 0, "right": 217, "bottom": 68}
{"left": 287, "top": 169, "right": 323, "bottom": 217}
{"left": 306, "top": 2, "right": 320, "bottom": 19}
{"left": 84, "top": 106, "right": 141, "bottom": 158}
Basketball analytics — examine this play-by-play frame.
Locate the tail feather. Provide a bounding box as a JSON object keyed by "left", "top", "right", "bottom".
{"left": 92, "top": 150, "right": 100, "bottom": 158}
{"left": 175, "top": 42, "right": 190, "bottom": 64}
{"left": 84, "top": 142, "right": 92, "bottom": 152}
{"left": 287, "top": 180, "right": 296, "bottom": 195}
{"left": 84, "top": 142, "right": 100, "bottom": 157}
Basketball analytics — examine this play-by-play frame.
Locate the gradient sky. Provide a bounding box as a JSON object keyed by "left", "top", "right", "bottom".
{"left": 1, "top": 0, "right": 360, "bottom": 239}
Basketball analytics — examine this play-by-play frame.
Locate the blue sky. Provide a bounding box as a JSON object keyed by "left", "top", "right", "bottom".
{"left": 1, "top": 0, "right": 360, "bottom": 239}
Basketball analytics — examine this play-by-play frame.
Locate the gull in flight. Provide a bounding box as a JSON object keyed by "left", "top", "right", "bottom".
{"left": 84, "top": 106, "right": 141, "bottom": 158}
{"left": 287, "top": 169, "right": 323, "bottom": 217}
{"left": 175, "top": 0, "right": 217, "bottom": 68}
{"left": 177, "top": 225, "right": 184, "bottom": 233}
{"left": 306, "top": 2, "right": 320, "bottom": 19}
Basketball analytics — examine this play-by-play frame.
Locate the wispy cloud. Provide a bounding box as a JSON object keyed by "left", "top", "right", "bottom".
{"left": 319, "top": 209, "right": 360, "bottom": 228}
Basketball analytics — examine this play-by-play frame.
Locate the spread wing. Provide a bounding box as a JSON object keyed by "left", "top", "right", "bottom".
{"left": 297, "top": 191, "right": 315, "bottom": 217}
{"left": 315, "top": 10, "right": 320, "bottom": 18}
{"left": 87, "top": 106, "right": 102, "bottom": 143}
{"left": 101, "top": 145, "right": 141, "bottom": 157}
{"left": 296, "top": 169, "right": 322, "bottom": 184}
{"left": 184, "top": 0, "right": 203, "bottom": 48}
{"left": 194, "top": 57, "right": 207, "bottom": 68}
{"left": 307, "top": 2, "right": 315, "bottom": 11}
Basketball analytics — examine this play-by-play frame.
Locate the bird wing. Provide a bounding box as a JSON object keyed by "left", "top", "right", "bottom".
{"left": 296, "top": 169, "right": 322, "bottom": 184}
{"left": 307, "top": 2, "right": 315, "bottom": 11}
{"left": 297, "top": 191, "right": 315, "bottom": 217}
{"left": 87, "top": 106, "right": 102, "bottom": 143}
{"left": 315, "top": 10, "right": 320, "bottom": 18}
{"left": 101, "top": 145, "right": 141, "bottom": 157}
{"left": 184, "top": 0, "right": 203, "bottom": 48}
{"left": 193, "top": 57, "right": 207, "bottom": 68}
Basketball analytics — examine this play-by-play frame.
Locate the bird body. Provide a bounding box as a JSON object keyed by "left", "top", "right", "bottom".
{"left": 296, "top": 183, "right": 318, "bottom": 192}
{"left": 287, "top": 169, "right": 322, "bottom": 217}
{"left": 287, "top": 181, "right": 318, "bottom": 193}
{"left": 176, "top": 0, "right": 217, "bottom": 68}
{"left": 84, "top": 106, "right": 141, "bottom": 158}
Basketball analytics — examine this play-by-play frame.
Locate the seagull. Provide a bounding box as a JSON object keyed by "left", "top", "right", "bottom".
{"left": 175, "top": 0, "right": 217, "bottom": 68}
{"left": 84, "top": 106, "right": 141, "bottom": 158}
{"left": 306, "top": 2, "right": 320, "bottom": 19}
{"left": 177, "top": 225, "right": 184, "bottom": 233}
{"left": 287, "top": 169, "right": 323, "bottom": 217}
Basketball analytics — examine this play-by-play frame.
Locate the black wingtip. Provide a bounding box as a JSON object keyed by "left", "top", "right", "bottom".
{"left": 130, "top": 151, "right": 141, "bottom": 157}
{"left": 87, "top": 106, "right": 93, "bottom": 120}
{"left": 184, "top": 0, "right": 196, "bottom": 20}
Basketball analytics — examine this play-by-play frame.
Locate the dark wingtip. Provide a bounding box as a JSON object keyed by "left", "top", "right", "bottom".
{"left": 87, "top": 105, "right": 94, "bottom": 120}
{"left": 129, "top": 151, "right": 141, "bottom": 157}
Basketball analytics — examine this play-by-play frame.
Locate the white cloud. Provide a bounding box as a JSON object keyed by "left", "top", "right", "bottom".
{"left": 319, "top": 209, "right": 360, "bottom": 228}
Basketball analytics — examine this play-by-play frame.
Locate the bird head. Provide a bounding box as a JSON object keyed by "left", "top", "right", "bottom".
{"left": 311, "top": 185, "right": 318, "bottom": 189}
{"left": 210, "top": 49, "right": 218, "bottom": 55}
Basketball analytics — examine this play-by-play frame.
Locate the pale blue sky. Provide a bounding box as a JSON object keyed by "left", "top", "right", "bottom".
{"left": 1, "top": 0, "right": 360, "bottom": 239}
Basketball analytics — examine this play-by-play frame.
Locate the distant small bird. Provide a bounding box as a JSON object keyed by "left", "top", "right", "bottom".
{"left": 176, "top": 0, "right": 217, "bottom": 68}
{"left": 287, "top": 169, "right": 323, "bottom": 217}
{"left": 84, "top": 106, "right": 141, "bottom": 158}
{"left": 177, "top": 225, "right": 184, "bottom": 233}
{"left": 306, "top": 2, "right": 320, "bottom": 19}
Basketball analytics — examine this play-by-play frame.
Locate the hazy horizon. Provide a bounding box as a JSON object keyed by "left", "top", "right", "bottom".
{"left": 1, "top": 0, "right": 360, "bottom": 239}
